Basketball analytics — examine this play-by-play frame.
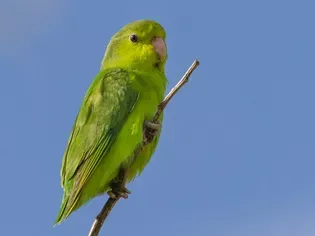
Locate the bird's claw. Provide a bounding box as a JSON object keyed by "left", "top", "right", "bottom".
{"left": 144, "top": 120, "right": 161, "bottom": 130}
{"left": 143, "top": 120, "right": 161, "bottom": 144}
{"left": 107, "top": 187, "right": 131, "bottom": 199}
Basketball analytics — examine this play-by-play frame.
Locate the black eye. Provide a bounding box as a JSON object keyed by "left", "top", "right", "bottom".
{"left": 129, "top": 34, "right": 139, "bottom": 43}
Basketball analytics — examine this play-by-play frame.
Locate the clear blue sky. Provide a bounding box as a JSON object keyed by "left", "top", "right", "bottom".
{"left": 1, "top": 0, "right": 315, "bottom": 235}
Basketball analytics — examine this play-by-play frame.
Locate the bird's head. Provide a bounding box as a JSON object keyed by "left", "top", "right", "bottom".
{"left": 101, "top": 20, "right": 167, "bottom": 72}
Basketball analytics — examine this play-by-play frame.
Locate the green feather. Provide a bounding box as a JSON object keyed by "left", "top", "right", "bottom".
{"left": 56, "top": 69, "right": 139, "bottom": 223}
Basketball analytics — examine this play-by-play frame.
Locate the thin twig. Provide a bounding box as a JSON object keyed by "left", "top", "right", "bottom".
{"left": 88, "top": 59, "right": 200, "bottom": 236}
{"left": 153, "top": 59, "right": 200, "bottom": 121}
{"left": 88, "top": 198, "right": 118, "bottom": 236}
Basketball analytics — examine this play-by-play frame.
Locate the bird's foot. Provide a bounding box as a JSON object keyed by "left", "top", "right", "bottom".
{"left": 107, "top": 186, "right": 131, "bottom": 199}
{"left": 143, "top": 120, "right": 161, "bottom": 143}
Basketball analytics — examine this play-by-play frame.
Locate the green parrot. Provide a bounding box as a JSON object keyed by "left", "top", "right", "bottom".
{"left": 55, "top": 19, "right": 167, "bottom": 224}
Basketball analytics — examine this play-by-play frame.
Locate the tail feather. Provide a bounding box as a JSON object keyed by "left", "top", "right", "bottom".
{"left": 54, "top": 193, "right": 69, "bottom": 226}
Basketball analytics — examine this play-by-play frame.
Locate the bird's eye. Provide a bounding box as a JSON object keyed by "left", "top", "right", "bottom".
{"left": 129, "top": 34, "right": 139, "bottom": 43}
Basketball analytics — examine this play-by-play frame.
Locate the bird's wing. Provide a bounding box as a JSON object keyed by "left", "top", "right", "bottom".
{"left": 60, "top": 69, "right": 138, "bottom": 199}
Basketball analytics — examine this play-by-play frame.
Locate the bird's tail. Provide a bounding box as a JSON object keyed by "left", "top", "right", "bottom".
{"left": 54, "top": 193, "right": 70, "bottom": 226}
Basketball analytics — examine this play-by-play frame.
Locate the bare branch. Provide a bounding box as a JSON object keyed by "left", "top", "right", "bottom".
{"left": 88, "top": 198, "right": 118, "bottom": 236}
{"left": 88, "top": 59, "right": 200, "bottom": 236}
{"left": 153, "top": 59, "right": 200, "bottom": 122}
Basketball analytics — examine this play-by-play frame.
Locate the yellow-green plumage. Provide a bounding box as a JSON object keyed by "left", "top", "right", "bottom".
{"left": 55, "top": 20, "right": 167, "bottom": 224}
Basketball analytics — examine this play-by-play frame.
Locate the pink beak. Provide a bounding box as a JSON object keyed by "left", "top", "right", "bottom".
{"left": 152, "top": 37, "right": 167, "bottom": 59}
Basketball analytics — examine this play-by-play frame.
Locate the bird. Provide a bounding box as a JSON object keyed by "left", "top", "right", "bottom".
{"left": 55, "top": 19, "right": 168, "bottom": 225}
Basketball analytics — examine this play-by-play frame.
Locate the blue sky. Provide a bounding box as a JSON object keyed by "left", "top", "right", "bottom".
{"left": 1, "top": 0, "right": 315, "bottom": 235}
